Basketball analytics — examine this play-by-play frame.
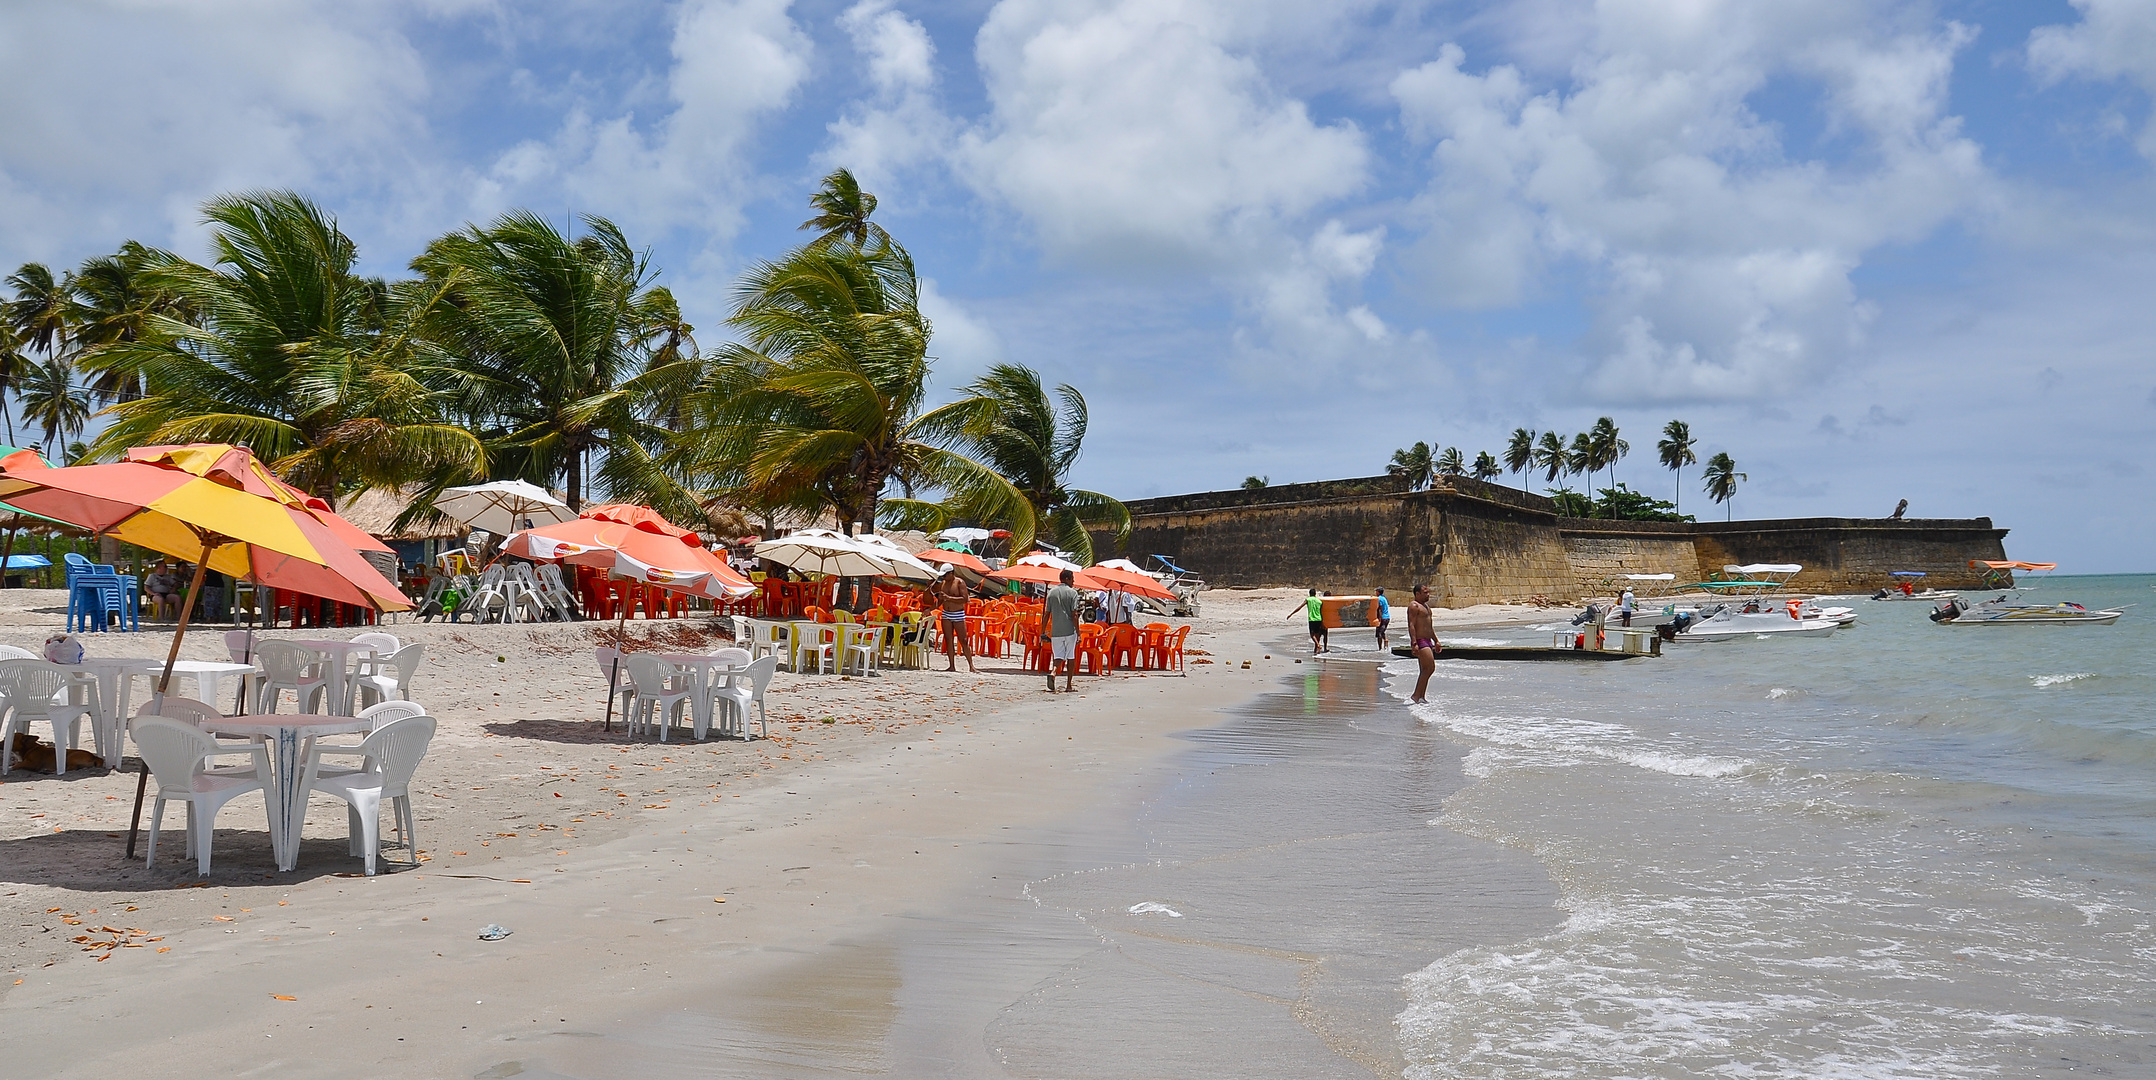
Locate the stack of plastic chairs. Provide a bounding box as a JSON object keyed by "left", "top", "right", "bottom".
{"left": 64, "top": 553, "right": 140, "bottom": 633}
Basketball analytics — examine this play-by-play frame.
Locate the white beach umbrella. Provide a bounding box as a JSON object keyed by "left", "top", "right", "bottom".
{"left": 433, "top": 480, "right": 573, "bottom": 535}
{"left": 848, "top": 532, "right": 942, "bottom": 583}
{"left": 754, "top": 528, "right": 899, "bottom": 578}
{"left": 932, "top": 526, "right": 996, "bottom": 545}
{"left": 1012, "top": 550, "right": 1083, "bottom": 573}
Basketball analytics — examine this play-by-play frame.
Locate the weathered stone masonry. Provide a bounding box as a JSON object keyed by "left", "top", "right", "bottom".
{"left": 1097, "top": 475, "right": 2010, "bottom": 606}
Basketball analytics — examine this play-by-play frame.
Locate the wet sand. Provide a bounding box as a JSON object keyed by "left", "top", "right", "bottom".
{"left": 2, "top": 589, "right": 1559, "bottom": 1076}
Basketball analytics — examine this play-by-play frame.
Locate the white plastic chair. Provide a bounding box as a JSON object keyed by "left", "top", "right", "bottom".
{"left": 253, "top": 640, "right": 329, "bottom": 714}
{"left": 594, "top": 648, "right": 638, "bottom": 722}
{"left": 747, "top": 621, "right": 791, "bottom": 667}
{"left": 131, "top": 715, "right": 275, "bottom": 875}
{"left": 0, "top": 644, "right": 36, "bottom": 660}
{"left": 0, "top": 658, "right": 100, "bottom": 774}
{"left": 624, "top": 654, "right": 694, "bottom": 742}
{"left": 356, "top": 699, "right": 427, "bottom": 731}
{"left": 303, "top": 714, "right": 437, "bottom": 876}
{"left": 841, "top": 625, "right": 881, "bottom": 676}
{"left": 354, "top": 643, "right": 425, "bottom": 708}
{"left": 350, "top": 631, "right": 401, "bottom": 656}
{"left": 797, "top": 623, "right": 839, "bottom": 675}
{"left": 712, "top": 655, "right": 778, "bottom": 739}
{"left": 535, "top": 564, "right": 581, "bottom": 621}
{"left": 222, "top": 629, "right": 259, "bottom": 664}
{"left": 136, "top": 698, "right": 223, "bottom": 728}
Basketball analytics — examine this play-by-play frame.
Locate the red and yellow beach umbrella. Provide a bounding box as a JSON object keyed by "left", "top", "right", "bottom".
{"left": 0, "top": 443, "right": 411, "bottom": 690}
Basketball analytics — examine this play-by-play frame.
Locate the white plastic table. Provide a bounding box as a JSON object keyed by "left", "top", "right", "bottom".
{"left": 654, "top": 653, "right": 744, "bottom": 735}
{"left": 73, "top": 658, "right": 265, "bottom": 759}
{"left": 288, "top": 639, "right": 376, "bottom": 716}
{"left": 200, "top": 713, "right": 369, "bottom": 872}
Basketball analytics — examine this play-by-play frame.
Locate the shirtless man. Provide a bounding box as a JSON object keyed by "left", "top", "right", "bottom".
{"left": 934, "top": 570, "right": 977, "bottom": 673}
{"left": 1407, "top": 583, "right": 1440, "bottom": 705}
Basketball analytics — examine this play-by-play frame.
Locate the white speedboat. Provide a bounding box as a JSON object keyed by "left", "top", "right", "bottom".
{"left": 1932, "top": 597, "right": 2122, "bottom": 626}
{"left": 1674, "top": 603, "right": 1840, "bottom": 641}
{"left": 1928, "top": 560, "right": 2123, "bottom": 626}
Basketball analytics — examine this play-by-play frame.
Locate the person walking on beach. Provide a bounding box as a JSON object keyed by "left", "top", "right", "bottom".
{"left": 1374, "top": 587, "right": 1392, "bottom": 649}
{"left": 1043, "top": 568, "right": 1081, "bottom": 692}
{"left": 1291, "top": 588, "right": 1326, "bottom": 654}
{"left": 1407, "top": 584, "right": 1440, "bottom": 705}
{"left": 934, "top": 569, "right": 977, "bottom": 673}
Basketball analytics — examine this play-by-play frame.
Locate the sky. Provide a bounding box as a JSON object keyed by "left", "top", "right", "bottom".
{"left": 2, "top": 0, "right": 2153, "bottom": 571}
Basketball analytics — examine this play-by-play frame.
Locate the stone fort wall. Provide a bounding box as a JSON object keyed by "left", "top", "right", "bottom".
{"left": 1098, "top": 475, "right": 2010, "bottom": 606}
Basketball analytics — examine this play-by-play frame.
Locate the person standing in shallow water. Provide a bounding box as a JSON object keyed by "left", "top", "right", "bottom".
{"left": 1408, "top": 584, "right": 1439, "bottom": 705}
{"left": 1374, "top": 587, "right": 1392, "bottom": 650}
{"left": 1290, "top": 588, "right": 1326, "bottom": 654}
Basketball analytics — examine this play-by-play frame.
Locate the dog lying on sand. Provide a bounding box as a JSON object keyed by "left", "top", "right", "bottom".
{"left": 7, "top": 731, "right": 103, "bottom": 773}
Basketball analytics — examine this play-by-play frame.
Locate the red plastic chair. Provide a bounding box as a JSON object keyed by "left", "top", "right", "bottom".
{"left": 1157, "top": 626, "right": 1190, "bottom": 672}
{"left": 1076, "top": 625, "right": 1109, "bottom": 675}
{"left": 1105, "top": 624, "right": 1141, "bottom": 671}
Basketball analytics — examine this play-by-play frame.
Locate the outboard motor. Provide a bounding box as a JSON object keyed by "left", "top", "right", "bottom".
{"left": 1571, "top": 603, "right": 1601, "bottom": 627}
{"left": 1871, "top": 588, "right": 1890, "bottom": 600}
{"left": 1669, "top": 611, "right": 1695, "bottom": 635}
{"left": 1929, "top": 598, "right": 1965, "bottom": 623}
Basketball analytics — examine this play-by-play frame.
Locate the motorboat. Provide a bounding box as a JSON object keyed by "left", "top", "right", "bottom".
{"left": 1929, "top": 561, "right": 2124, "bottom": 626}
{"left": 1667, "top": 563, "right": 1854, "bottom": 630}
{"left": 1872, "top": 570, "right": 1957, "bottom": 602}
{"left": 1671, "top": 601, "right": 1841, "bottom": 641}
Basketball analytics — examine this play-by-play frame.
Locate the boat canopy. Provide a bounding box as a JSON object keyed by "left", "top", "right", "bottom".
{"left": 1151, "top": 555, "right": 1192, "bottom": 574}
{"left": 1723, "top": 563, "right": 1802, "bottom": 575}
{"left": 1624, "top": 573, "right": 1675, "bottom": 581}
{"left": 1972, "top": 560, "right": 2057, "bottom": 571}
{"left": 1889, "top": 571, "right": 1926, "bottom": 577}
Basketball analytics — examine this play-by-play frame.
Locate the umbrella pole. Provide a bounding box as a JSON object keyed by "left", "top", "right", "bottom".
{"left": 128, "top": 551, "right": 210, "bottom": 862}
{"left": 0, "top": 523, "right": 16, "bottom": 588}
{"left": 602, "top": 578, "right": 629, "bottom": 732}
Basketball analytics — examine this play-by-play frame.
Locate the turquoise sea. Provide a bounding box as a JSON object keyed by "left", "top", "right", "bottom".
{"left": 1393, "top": 573, "right": 2156, "bottom": 1077}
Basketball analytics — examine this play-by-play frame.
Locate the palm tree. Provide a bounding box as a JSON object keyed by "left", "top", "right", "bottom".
{"left": 1657, "top": 420, "right": 1697, "bottom": 516}
{"left": 908, "top": 363, "right": 1130, "bottom": 564}
{"left": 0, "top": 321, "right": 27, "bottom": 444}
{"left": 90, "top": 191, "right": 484, "bottom": 506}
{"left": 1533, "top": 431, "right": 1570, "bottom": 492}
{"left": 1504, "top": 428, "right": 1537, "bottom": 487}
{"left": 1587, "top": 416, "right": 1628, "bottom": 496}
{"left": 68, "top": 241, "right": 190, "bottom": 405}
{"left": 5, "top": 263, "right": 72, "bottom": 359}
{"left": 800, "top": 168, "right": 891, "bottom": 250}
{"left": 1470, "top": 450, "right": 1500, "bottom": 482}
{"left": 1436, "top": 446, "right": 1465, "bottom": 476}
{"left": 1388, "top": 441, "right": 1435, "bottom": 489}
{"left": 1242, "top": 475, "right": 1269, "bottom": 490}
{"left": 414, "top": 209, "right": 683, "bottom": 510}
{"left": 680, "top": 222, "right": 1024, "bottom": 550}
{"left": 1702, "top": 452, "right": 1745, "bottom": 520}
{"left": 17, "top": 355, "right": 88, "bottom": 456}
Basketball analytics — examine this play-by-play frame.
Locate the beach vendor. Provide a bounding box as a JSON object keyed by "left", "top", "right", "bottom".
{"left": 1407, "top": 584, "right": 1440, "bottom": 705}
{"left": 1043, "top": 568, "right": 1081, "bottom": 693}
{"left": 1374, "top": 587, "right": 1392, "bottom": 649}
{"left": 934, "top": 569, "right": 977, "bottom": 673}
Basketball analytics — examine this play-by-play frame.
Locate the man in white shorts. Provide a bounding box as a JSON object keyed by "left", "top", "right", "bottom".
{"left": 1044, "top": 568, "right": 1082, "bottom": 692}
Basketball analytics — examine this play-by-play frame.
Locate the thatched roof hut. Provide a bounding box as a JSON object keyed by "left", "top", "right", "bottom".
{"left": 336, "top": 486, "right": 467, "bottom": 542}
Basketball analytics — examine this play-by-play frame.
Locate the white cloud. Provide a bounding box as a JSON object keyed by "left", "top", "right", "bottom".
{"left": 2029, "top": 0, "right": 2156, "bottom": 157}
{"left": 820, "top": 1, "right": 952, "bottom": 185}
{"left": 958, "top": 0, "right": 1369, "bottom": 269}
{"left": 0, "top": 1, "right": 433, "bottom": 258}
{"left": 918, "top": 277, "right": 1005, "bottom": 391}
{"left": 1392, "top": 4, "right": 1990, "bottom": 402}
{"left": 481, "top": 0, "right": 812, "bottom": 249}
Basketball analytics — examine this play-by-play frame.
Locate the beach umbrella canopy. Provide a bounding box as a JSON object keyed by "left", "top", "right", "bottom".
{"left": 992, "top": 563, "right": 1122, "bottom": 590}
{"left": 0, "top": 443, "right": 411, "bottom": 707}
{"left": 754, "top": 529, "right": 898, "bottom": 579}
{"left": 433, "top": 480, "right": 573, "bottom": 535}
{"left": 932, "top": 527, "right": 995, "bottom": 545}
{"left": 503, "top": 509, "right": 754, "bottom": 600}
{"left": 847, "top": 533, "right": 941, "bottom": 583}
{"left": 919, "top": 548, "right": 993, "bottom": 575}
{"left": 1012, "top": 550, "right": 1083, "bottom": 573}
{"left": 1081, "top": 564, "right": 1179, "bottom": 602}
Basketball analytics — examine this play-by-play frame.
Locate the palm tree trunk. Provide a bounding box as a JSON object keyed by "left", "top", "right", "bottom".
{"left": 0, "top": 523, "right": 16, "bottom": 589}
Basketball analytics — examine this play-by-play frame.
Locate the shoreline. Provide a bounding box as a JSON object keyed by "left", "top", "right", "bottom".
{"left": 2, "top": 589, "right": 1561, "bottom": 1076}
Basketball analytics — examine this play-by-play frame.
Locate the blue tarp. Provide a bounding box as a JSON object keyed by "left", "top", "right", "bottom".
{"left": 3, "top": 554, "right": 50, "bottom": 570}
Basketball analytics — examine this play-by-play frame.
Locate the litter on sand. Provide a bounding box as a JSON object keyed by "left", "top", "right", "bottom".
{"left": 477, "top": 924, "right": 513, "bottom": 941}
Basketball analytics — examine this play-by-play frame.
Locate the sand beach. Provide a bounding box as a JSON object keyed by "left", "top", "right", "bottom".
{"left": 1, "top": 588, "right": 1560, "bottom": 1077}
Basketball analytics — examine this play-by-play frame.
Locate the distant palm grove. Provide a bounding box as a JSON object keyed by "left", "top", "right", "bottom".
{"left": 1390, "top": 417, "right": 1747, "bottom": 521}
{"left": 0, "top": 172, "right": 1132, "bottom": 563}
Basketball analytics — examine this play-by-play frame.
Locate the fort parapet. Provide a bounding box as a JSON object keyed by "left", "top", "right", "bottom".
{"left": 1098, "top": 475, "right": 2009, "bottom": 606}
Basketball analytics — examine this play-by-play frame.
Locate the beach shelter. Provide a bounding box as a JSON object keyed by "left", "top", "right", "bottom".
{"left": 433, "top": 479, "right": 574, "bottom": 535}
{"left": 503, "top": 511, "right": 755, "bottom": 601}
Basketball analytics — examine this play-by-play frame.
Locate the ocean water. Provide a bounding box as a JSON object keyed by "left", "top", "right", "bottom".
{"left": 1393, "top": 574, "right": 2156, "bottom": 1078}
